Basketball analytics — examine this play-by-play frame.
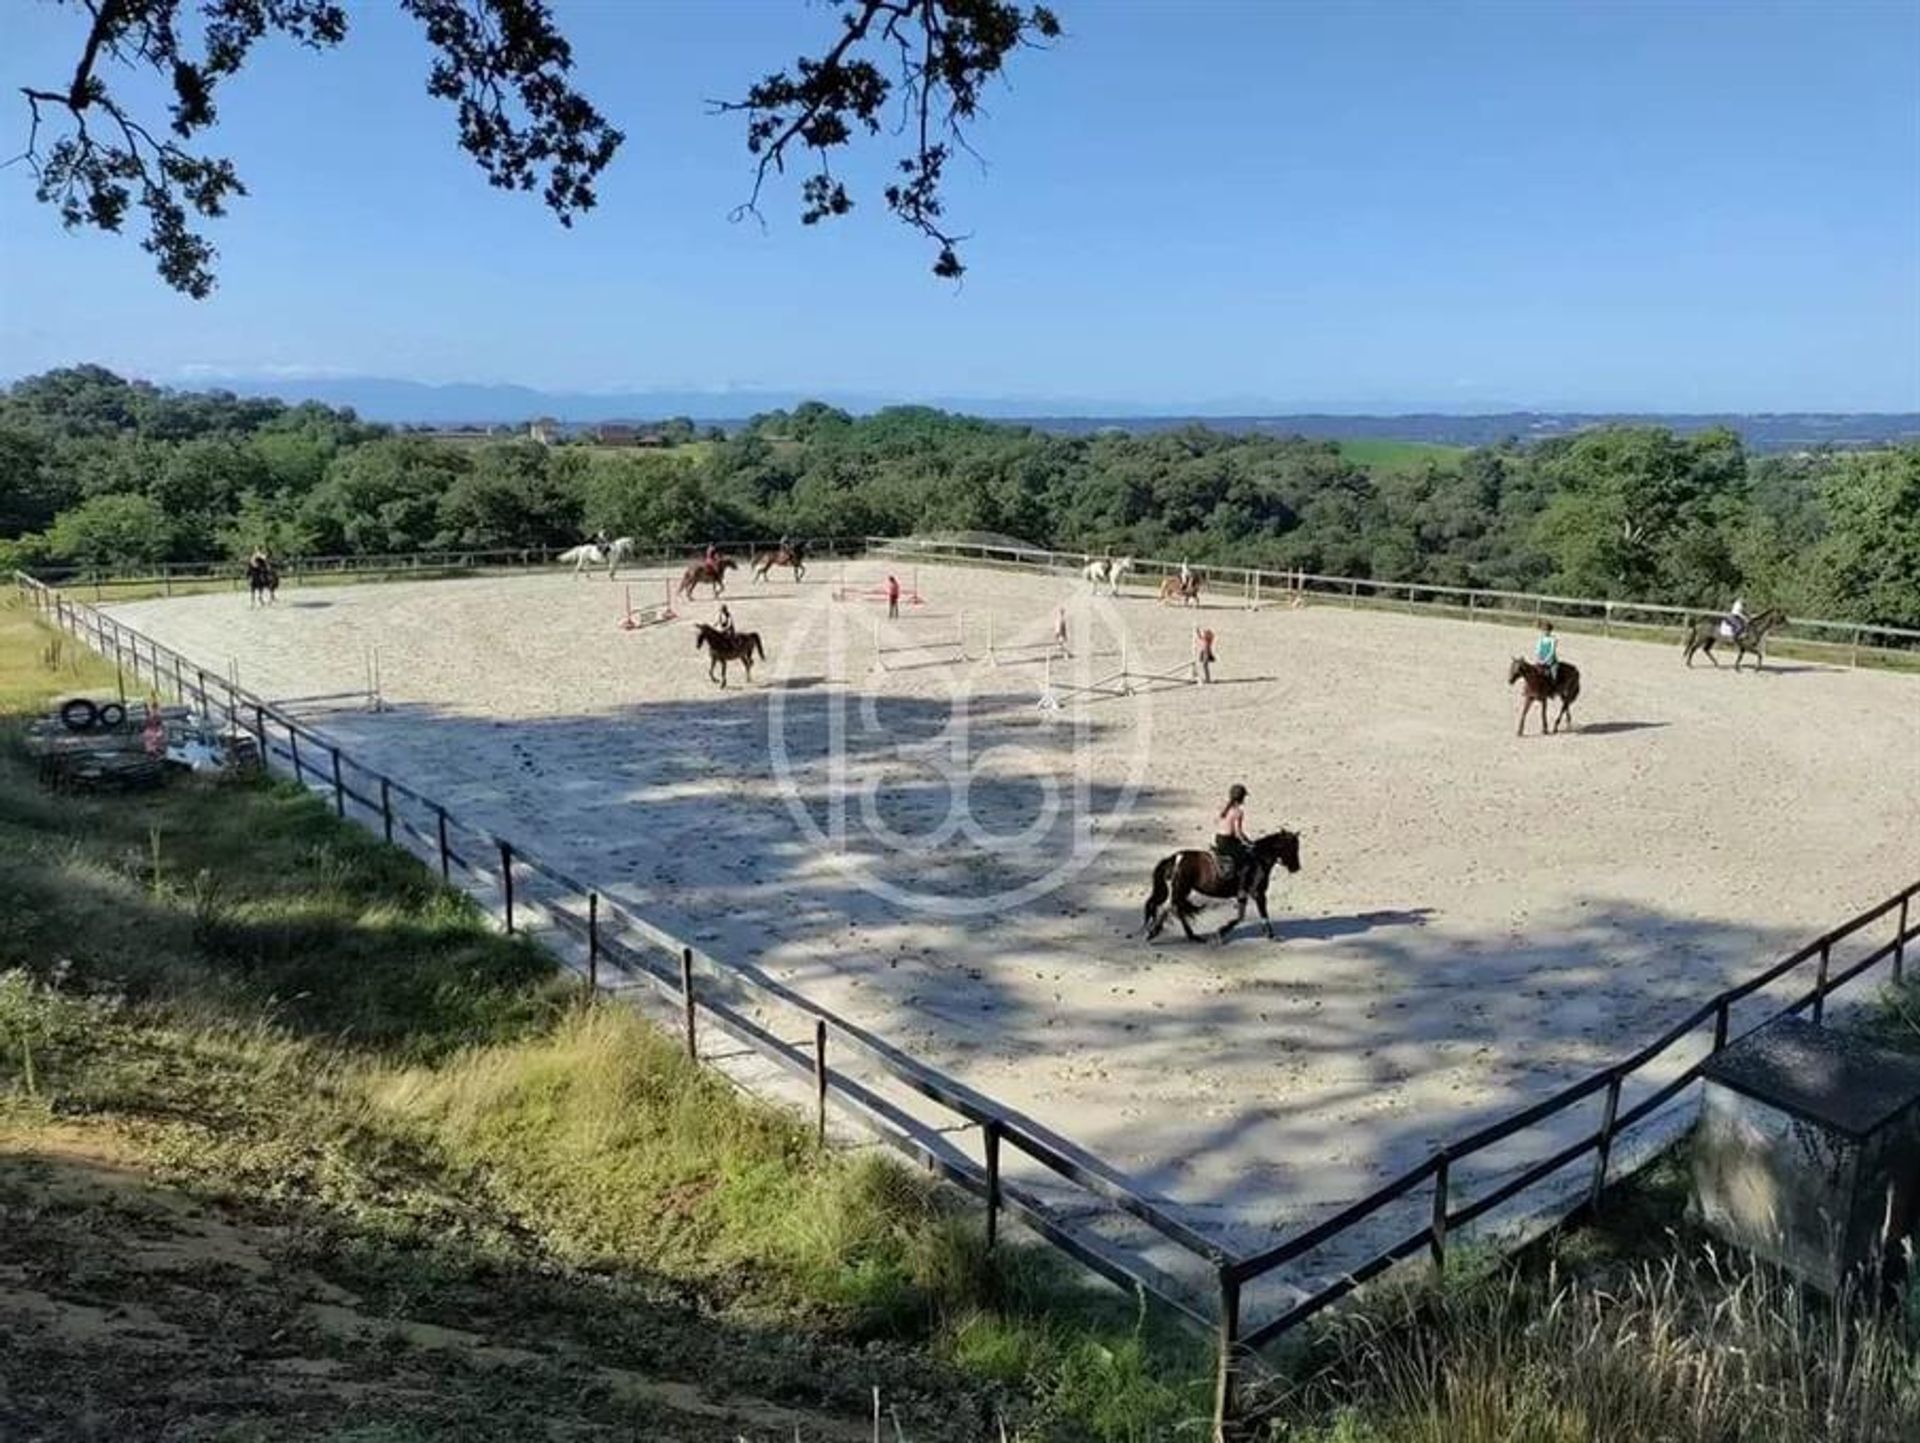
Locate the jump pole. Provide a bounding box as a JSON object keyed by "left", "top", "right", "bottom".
{"left": 873, "top": 611, "right": 965, "bottom": 671}
{"left": 619, "top": 579, "right": 677, "bottom": 630}
{"left": 987, "top": 608, "right": 1070, "bottom": 667}
{"left": 363, "top": 648, "right": 386, "bottom": 712}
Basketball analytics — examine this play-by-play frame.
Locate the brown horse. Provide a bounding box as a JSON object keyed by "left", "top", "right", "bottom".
{"left": 678, "top": 555, "right": 738, "bottom": 599}
{"left": 695, "top": 624, "right": 765, "bottom": 687}
{"left": 1158, "top": 572, "right": 1204, "bottom": 607}
{"left": 1683, "top": 607, "right": 1786, "bottom": 671}
{"left": 1142, "top": 829, "right": 1302, "bottom": 943}
{"left": 751, "top": 545, "right": 806, "bottom": 583}
{"left": 1508, "top": 657, "right": 1581, "bottom": 735}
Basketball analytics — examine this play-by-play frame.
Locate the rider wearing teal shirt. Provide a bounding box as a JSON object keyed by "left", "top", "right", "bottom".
{"left": 1534, "top": 622, "right": 1559, "bottom": 676}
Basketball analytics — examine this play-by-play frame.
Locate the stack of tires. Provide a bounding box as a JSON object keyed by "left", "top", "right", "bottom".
{"left": 57, "top": 696, "right": 129, "bottom": 732}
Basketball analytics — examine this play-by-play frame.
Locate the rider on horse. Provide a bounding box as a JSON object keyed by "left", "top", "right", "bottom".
{"left": 1533, "top": 621, "right": 1560, "bottom": 680}
{"left": 704, "top": 540, "right": 719, "bottom": 571}
{"left": 716, "top": 604, "right": 735, "bottom": 636}
{"left": 1722, "top": 597, "right": 1748, "bottom": 640}
{"left": 1212, "top": 783, "right": 1254, "bottom": 886}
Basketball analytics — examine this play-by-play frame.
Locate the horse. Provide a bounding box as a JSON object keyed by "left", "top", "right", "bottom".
{"left": 1083, "top": 556, "right": 1134, "bottom": 595}
{"left": 677, "top": 555, "right": 738, "bottom": 599}
{"left": 1683, "top": 607, "right": 1786, "bottom": 671}
{"left": 246, "top": 560, "right": 278, "bottom": 607}
{"left": 1142, "top": 829, "right": 1302, "bottom": 944}
{"left": 1508, "top": 657, "right": 1581, "bottom": 736}
{"left": 604, "top": 537, "right": 636, "bottom": 579}
{"left": 560, "top": 542, "right": 606, "bottom": 576}
{"left": 694, "top": 624, "right": 765, "bottom": 687}
{"left": 1158, "top": 572, "right": 1204, "bottom": 607}
{"left": 752, "top": 543, "right": 807, "bottom": 583}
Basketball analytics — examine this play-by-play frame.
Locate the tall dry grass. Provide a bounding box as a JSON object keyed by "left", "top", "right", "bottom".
{"left": 1263, "top": 1242, "right": 1920, "bottom": 1443}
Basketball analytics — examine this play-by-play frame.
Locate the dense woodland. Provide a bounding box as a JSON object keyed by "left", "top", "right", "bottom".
{"left": 3, "top": 365, "right": 1916, "bottom": 627}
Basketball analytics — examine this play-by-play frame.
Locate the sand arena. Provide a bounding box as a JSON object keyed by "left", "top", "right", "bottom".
{"left": 111, "top": 560, "right": 1920, "bottom": 1312}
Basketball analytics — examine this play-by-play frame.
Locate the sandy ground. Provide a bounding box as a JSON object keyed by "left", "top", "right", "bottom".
{"left": 111, "top": 562, "right": 1920, "bottom": 1317}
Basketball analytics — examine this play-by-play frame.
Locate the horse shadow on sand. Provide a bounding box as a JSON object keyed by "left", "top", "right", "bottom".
{"left": 1575, "top": 720, "right": 1669, "bottom": 736}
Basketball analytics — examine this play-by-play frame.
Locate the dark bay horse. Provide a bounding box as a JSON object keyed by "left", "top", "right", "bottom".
{"left": 1509, "top": 657, "right": 1580, "bottom": 735}
{"left": 1142, "top": 829, "right": 1302, "bottom": 943}
{"left": 695, "top": 624, "right": 765, "bottom": 687}
{"left": 246, "top": 559, "right": 278, "bottom": 606}
{"left": 752, "top": 544, "right": 806, "bottom": 583}
{"left": 678, "top": 555, "right": 738, "bottom": 600}
{"left": 1683, "top": 608, "right": 1786, "bottom": 671}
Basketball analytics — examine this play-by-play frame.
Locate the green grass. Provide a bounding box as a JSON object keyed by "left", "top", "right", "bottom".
{"left": 1336, "top": 439, "right": 1469, "bottom": 474}
{"left": 0, "top": 596, "right": 119, "bottom": 710}
{"left": 0, "top": 592, "right": 1207, "bottom": 1440}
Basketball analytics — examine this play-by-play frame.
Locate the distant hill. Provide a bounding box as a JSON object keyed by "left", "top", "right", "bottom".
{"left": 154, "top": 375, "right": 1919, "bottom": 453}
{"left": 1023, "top": 413, "right": 1920, "bottom": 453}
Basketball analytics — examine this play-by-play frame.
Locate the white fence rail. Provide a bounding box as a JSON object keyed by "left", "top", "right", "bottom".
{"left": 864, "top": 536, "right": 1920, "bottom": 667}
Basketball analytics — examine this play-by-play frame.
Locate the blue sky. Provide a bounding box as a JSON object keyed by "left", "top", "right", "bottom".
{"left": 2, "top": 0, "right": 1917, "bottom": 411}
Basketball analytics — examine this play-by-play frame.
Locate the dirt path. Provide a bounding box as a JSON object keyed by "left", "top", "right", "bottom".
{"left": 0, "top": 1123, "right": 877, "bottom": 1442}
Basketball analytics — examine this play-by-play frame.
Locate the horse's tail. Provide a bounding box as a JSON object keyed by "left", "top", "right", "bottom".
{"left": 1143, "top": 855, "right": 1174, "bottom": 929}
{"left": 754, "top": 635, "right": 767, "bottom": 660}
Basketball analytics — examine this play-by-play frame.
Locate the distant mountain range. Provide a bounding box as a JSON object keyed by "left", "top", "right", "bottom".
{"left": 175, "top": 375, "right": 1920, "bottom": 452}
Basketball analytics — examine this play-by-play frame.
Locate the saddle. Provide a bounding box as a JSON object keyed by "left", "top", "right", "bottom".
{"left": 1210, "top": 842, "right": 1247, "bottom": 887}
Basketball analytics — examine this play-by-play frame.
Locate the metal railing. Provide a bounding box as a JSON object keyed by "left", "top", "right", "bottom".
{"left": 865, "top": 536, "right": 1920, "bottom": 667}
{"left": 13, "top": 567, "right": 1917, "bottom": 1437}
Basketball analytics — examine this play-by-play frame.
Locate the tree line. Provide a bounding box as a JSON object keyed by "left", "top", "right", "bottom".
{"left": 3, "top": 366, "right": 1916, "bottom": 628}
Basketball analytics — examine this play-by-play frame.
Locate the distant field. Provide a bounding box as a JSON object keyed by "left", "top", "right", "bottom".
{"left": 1338, "top": 438, "right": 1468, "bottom": 472}
{"left": 577, "top": 440, "right": 712, "bottom": 466}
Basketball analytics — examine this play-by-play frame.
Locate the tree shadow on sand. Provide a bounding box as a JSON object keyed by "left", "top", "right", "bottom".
{"left": 286, "top": 686, "right": 1903, "bottom": 1337}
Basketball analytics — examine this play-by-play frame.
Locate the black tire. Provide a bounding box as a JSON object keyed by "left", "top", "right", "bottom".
{"left": 59, "top": 697, "right": 100, "bottom": 732}
{"left": 97, "top": 702, "right": 127, "bottom": 729}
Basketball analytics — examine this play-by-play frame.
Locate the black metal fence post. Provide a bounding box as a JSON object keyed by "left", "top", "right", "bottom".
{"left": 436, "top": 809, "right": 450, "bottom": 882}
{"left": 288, "top": 724, "right": 301, "bottom": 779}
{"left": 1812, "top": 940, "right": 1831, "bottom": 1024}
{"left": 253, "top": 705, "right": 267, "bottom": 766}
{"left": 587, "top": 892, "right": 600, "bottom": 990}
{"left": 984, "top": 1118, "right": 1002, "bottom": 1249}
{"left": 680, "top": 947, "right": 697, "bottom": 1059}
{"left": 380, "top": 777, "right": 393, "bottom": 843}
{"left": 1430, "top": 1152, "right": 1450, "bottom": 1273}
{"left": 814, "top": 1020, "right": 829, "bottom": 1147}
{"left": 331, "top": 749, "right": 346, "bottom": 818}
{"left": 1713, "top": 997, "right": 1729, "bottom": 1052}
{"left": 499, "top": 841, "right": 515, "bottom": 933}
{"left": 1213, "top": 1267, "right": 1242, "bottom": 1441}
{"left": 1896, "top": 895, "right": 1910, "bottom": 986}
{"left": 1590, "top": 1074, "right": 1622, "bottom": 1211}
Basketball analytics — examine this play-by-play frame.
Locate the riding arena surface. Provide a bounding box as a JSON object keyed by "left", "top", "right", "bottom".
{"left": 111, "top": 563, "right": 1920, "bottom": 1314}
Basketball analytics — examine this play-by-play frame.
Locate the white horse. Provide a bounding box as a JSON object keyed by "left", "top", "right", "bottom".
{"left": 1083, "top": 556, "right": 1134, "bottom": 595}
{"left": 560, "top": 543, "right": 607, "bottom": 575}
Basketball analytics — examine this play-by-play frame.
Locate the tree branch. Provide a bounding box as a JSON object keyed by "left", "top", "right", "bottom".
{"left": 713, "top": 0, "right": 1057, "bottom": 278}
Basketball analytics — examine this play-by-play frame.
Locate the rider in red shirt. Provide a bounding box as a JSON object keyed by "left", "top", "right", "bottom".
{"left": 886, "top": 574, "right": 902, "bottom": 620}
